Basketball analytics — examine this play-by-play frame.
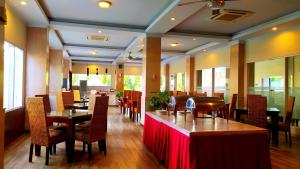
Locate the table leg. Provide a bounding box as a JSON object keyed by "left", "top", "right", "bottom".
{"left": 35, "top": 145, "right": 41, "bottom": 156}
{"left": 271, "top": 113, "right": 279, "bottom": 146}
{"left": 66, "top": 120, "right": 74, "bottom": 163}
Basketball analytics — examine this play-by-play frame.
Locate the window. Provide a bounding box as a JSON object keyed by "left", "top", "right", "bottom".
{"left": 176, "top": 73, "right": 185, "bottom": 91}
{"left": 72, "top": 74, "right": 112, "bottom": 86}
{"left": 4, "top": 42, "right": 24, "bottom": 110}
{"left": 160, "top": 75, "right": 166, "bottom": 91}
{"left": 202, "top": 68, "right": 212, "bottom": 96}
{"left": 124, "top": 75, "right": 142, "bottom": 91}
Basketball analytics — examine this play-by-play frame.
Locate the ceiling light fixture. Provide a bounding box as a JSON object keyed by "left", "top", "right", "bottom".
{"left": 203, "top": 49, "right": 207, "bottom": 52}
{"left": 193, "top": 38, "right": 196, "bottom": 41}
{"left": 20, "top": 1, "right": 27, "bottom": 5}
{"left": 90, "top": 51, "right": 97, "bottom": 55}
{"left": 272, "top": 27, "right": 278, "bottom": 31}
{"left": 98, "top": 0, "right": 112, "bottom": 9}
{"left": 171, "top": 17, "right": 176, "bottom": 21}
{"left": 170, "top": 42, "right": 179, "bottom": 47}
{"left": 98, "top": 30, "right": 102, "bottom": 33}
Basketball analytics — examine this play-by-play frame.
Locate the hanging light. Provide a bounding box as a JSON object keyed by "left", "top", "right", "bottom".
{"left": 96, "top": 68, "right": 99, "bottom": 75}
{"left": 105, "top": 67, "right": 108, "bottom": 74}
{"left": 87, "top": 67, "right": 90, "bottom": 76}
{"left": 98, "top": 0, "right": 112, "bottom": 8}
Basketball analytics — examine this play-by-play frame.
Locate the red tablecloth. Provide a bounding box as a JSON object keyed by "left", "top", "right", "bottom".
{"left": 143, "top": 113, "right": 271, "bottom": 169}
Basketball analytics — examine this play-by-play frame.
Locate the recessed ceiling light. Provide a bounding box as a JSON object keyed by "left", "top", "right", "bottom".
{"left": 171, "top": 17, "right": 176, "bottom": 21}
{"left": 97, "top": 30, "right": 102, "bottom": 33}
{"left": 20, "top": 1, "right": 27, "bottom": 5}
{"left": 193, "top": 38, "right": 196, "bottom": 41}
{"left": 170, "top": 42, "right": 179, "bottom": 47}
{"left": 203, "top": 49, "right": 207, "bottom": 52}
{"left": 90, "top": 51, "right": 97, "bottom": 55}
{"left": 272, "top": 27, "right": 278, "bottom": 31}
{"left": 98, "top": 0, "right": 112, "bottom": 8}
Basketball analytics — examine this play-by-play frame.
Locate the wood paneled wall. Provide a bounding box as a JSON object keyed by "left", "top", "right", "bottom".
{"left": 5, "top": 107, "right": 25, "bottom": 146}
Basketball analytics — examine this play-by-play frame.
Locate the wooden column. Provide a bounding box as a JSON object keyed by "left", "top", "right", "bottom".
{"left": 26, "top": 27, "right": 49, "bottom": 97}
{"left": 49, "top": 50, "right": 63, "bottom": 95}
{"left": 186, "top": 56, "right": 195, "bottom": 93}
{"left": 165, "top": 64, "right": 170, "bottom": 91}
{"left": 247, "top": 63, "right": 255, "bottom": 88}
{"left": 141, "top": 36, "right": 161, "bottom": 124}
{"left": 230, "top": 42, "right": 246, "bottom": 107}
{"left": 63, "top": 59, "right": 71, "bottom": 89}
{"left": 116, "top": 63, "right": 124, "bottom": 91}
{"left": 0, "top": 0, "right": 5, "bottom": 167}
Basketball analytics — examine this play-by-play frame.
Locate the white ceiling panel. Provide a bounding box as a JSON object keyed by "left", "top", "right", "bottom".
{"left": 173, "top": 0, "right": 300, "bottom": 34}
{"left": 7, "top": 0, "right": 48, "bottom": 27}
{"left": 42, "top": 0, "right": 172, "bottom": 27}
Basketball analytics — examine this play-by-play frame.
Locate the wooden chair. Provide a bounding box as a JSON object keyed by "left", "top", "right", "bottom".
{"left": 35, "top": 94, "right": 51, "bottom": 113}
{"left": 213, "top": 92, "right": 224, "bottom": 99}
{"left": 129, "top": 91, "right": 142, "bottom": 122}
{"left": 75, "top": 96, "right": 109, "bottom": 160}
{"left": 279, "top": 96, "right": 295, "bottom": 145}
{"left": 26, "top": 97, "right": 68, "bottom": 165}
{"left": 246, "top": 95, "right": 268, "bottom": 128}
{"left": 228, "top": 94, "right": 238, "bottom": 120}
{"left": 62, "top": 91, "right": 74, "bottom": 109}
{"left": 73, "top": 90, "right": 81, "bottom": 102}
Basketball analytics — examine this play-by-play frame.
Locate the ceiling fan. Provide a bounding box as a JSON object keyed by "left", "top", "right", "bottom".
{"left": 125, "top": 52, "right": 140, "bottom": 61}
{"left": 178, "top": 0, "right": 238, "bottom": 15}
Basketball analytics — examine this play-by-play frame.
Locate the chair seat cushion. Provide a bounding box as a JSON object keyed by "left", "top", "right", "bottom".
{"left": 49, "top": 129, "right": 67, "bottom": 145}
{"left": 75, "top": 127, "right": 90, "bottom": 142}
{"left": 278, "top": 122, "right": 290, "bottom": 131}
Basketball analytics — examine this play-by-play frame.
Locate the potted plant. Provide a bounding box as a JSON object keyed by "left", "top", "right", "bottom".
{"left": 149, "top": 91, "right": 170, "bottom": 111}
{"left": 116, "top": 90, "right": 124, "bottom": 100}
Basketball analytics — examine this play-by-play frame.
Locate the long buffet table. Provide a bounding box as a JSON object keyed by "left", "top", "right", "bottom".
{"left": 143, "top": 112, "right": 271, "bottom": 169}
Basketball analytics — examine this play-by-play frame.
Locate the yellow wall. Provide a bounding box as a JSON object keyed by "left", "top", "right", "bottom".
{"left": 5, "top": 5, "right": 27, "bottom": 49}
{"left": 124, "top": 66, "right": 142, "bottom": 76}
{"left": 293, "top": 56, "right": 300, "bottom": 87}
{"left": 194, "top": 47, "right": 230, "bottom": 70}
{"left": 170, "top": 59, "right": 186, "bottom": 75}
{"left": 246, "top": 28, "right": 300, "bottom": 63}
{"left": 72, "top": 64, "right": 116, "bottom": 87}
{"left": 254, "top": 58, "right": 285, "bottom": 86}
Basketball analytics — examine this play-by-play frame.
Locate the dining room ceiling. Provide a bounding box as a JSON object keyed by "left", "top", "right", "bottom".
{"left": 6, "top": 0, "right": 300, "bottom": 65}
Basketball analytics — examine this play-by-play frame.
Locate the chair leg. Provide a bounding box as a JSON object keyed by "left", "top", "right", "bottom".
{"left": 53, "top": 145, "right": 56, "bottom": 155}
{"left": 65, "top": 141, "right": 69, "bottom": 156}
{"left": 98, "top": 140, "right": 102, "bottom": 152}
{"left": 83, "top": 142, "right": 86, "bottom": 153}
{"left": 49, "top": 146, "right": 52, "bottom": 155}
{"left": 285, "top": 132, "right": 288, "bottom": 143}
{"left": 88, "top": 144, "right": 92, "bottom": 160}
{"left": 289, "top": 131, "right": 292, "bottom": 146}
{"left": 103, "top": 140, "right": 107, "bottom": 156}
{"left": 29, "top": 143, "right": 34, "bottom": 162}
{"left": 45, "top": 146, "right": 50, "bottom": 165}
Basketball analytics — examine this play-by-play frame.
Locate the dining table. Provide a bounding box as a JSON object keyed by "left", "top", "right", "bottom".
{"left": 234, "top": 107, "right": 280, "bottom": 146}
{"left": 37, "top": 109, "right": 93, "bottom": 163}
{"left": 143, "top": 111, "right": 271, "bottom": 169}
{"left": 66, "top": 103, "right": 88, "bottom": 110}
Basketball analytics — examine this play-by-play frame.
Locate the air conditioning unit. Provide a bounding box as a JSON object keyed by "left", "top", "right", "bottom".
{"left": 210, "top": 9, "right": 254, "bottom": 22}
{"left": 87, "top": 35, "right": 110, "bottom": 41}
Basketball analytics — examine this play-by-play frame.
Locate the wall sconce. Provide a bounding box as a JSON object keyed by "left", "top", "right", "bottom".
{"left": 119, "top": 73, "right": 123, "bottom": 78}
{"left": 86, "top": 67, "right": 89, "bottom": 76}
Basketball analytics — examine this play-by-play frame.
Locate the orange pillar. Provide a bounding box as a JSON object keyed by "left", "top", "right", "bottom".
{"left": 141, "top": 36, "right": 161, "bottom": 124}
{"left": 0, "top": 0, "right": 5, "bottom": 167}
{"left": 115, "top": 63, "right": 124, "bottom": 91}
{"left": 49, "top": 49, "right": 63, "bottom": 95}
{"left": 165, "top": 64, "right": 170, "bottom": 91}
{"left": 26, "top": 27, "right": 49, "bottom": 97}
{"left": 230, "top": 42, "right": 246, "bottom": 107}
{"left": 186, "top": 56, "right": 195, "bottom": 93}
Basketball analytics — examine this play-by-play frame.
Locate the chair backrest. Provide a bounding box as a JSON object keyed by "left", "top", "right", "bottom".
{"left": 89, "top": 96, "right": 109, "bottom": 142}
{"left": 213, "top": 92, "right": 224, "bottom": 99}
{"left": 35, "top": 94, "right": 51, "bottom": 113}
{"left": 88, "top": 93, "right": 96, "bottom": 112}
{"left": 285, "top": 96, "right": 295, "bottom": 125}
{"left": 73, "top": 90, "right": 81, "bottom": 102}
{"left": 177, "top": 91, "right": 187, "bottom": 96}
{"left": 62, "top": 91, "right": 74, "bottom": 108}
{"left": 26, "top": 97, "right": 49, "bottom": 145}
{"left": 229, "top": 94, "right": 238, "bottom": 119}
{"left": 247, "top": 95, "right": 267, "bottom": 128}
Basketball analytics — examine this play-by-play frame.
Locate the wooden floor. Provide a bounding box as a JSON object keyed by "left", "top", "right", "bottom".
{"left": 4, "top": 107, "right": 300, "bottom": 169}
